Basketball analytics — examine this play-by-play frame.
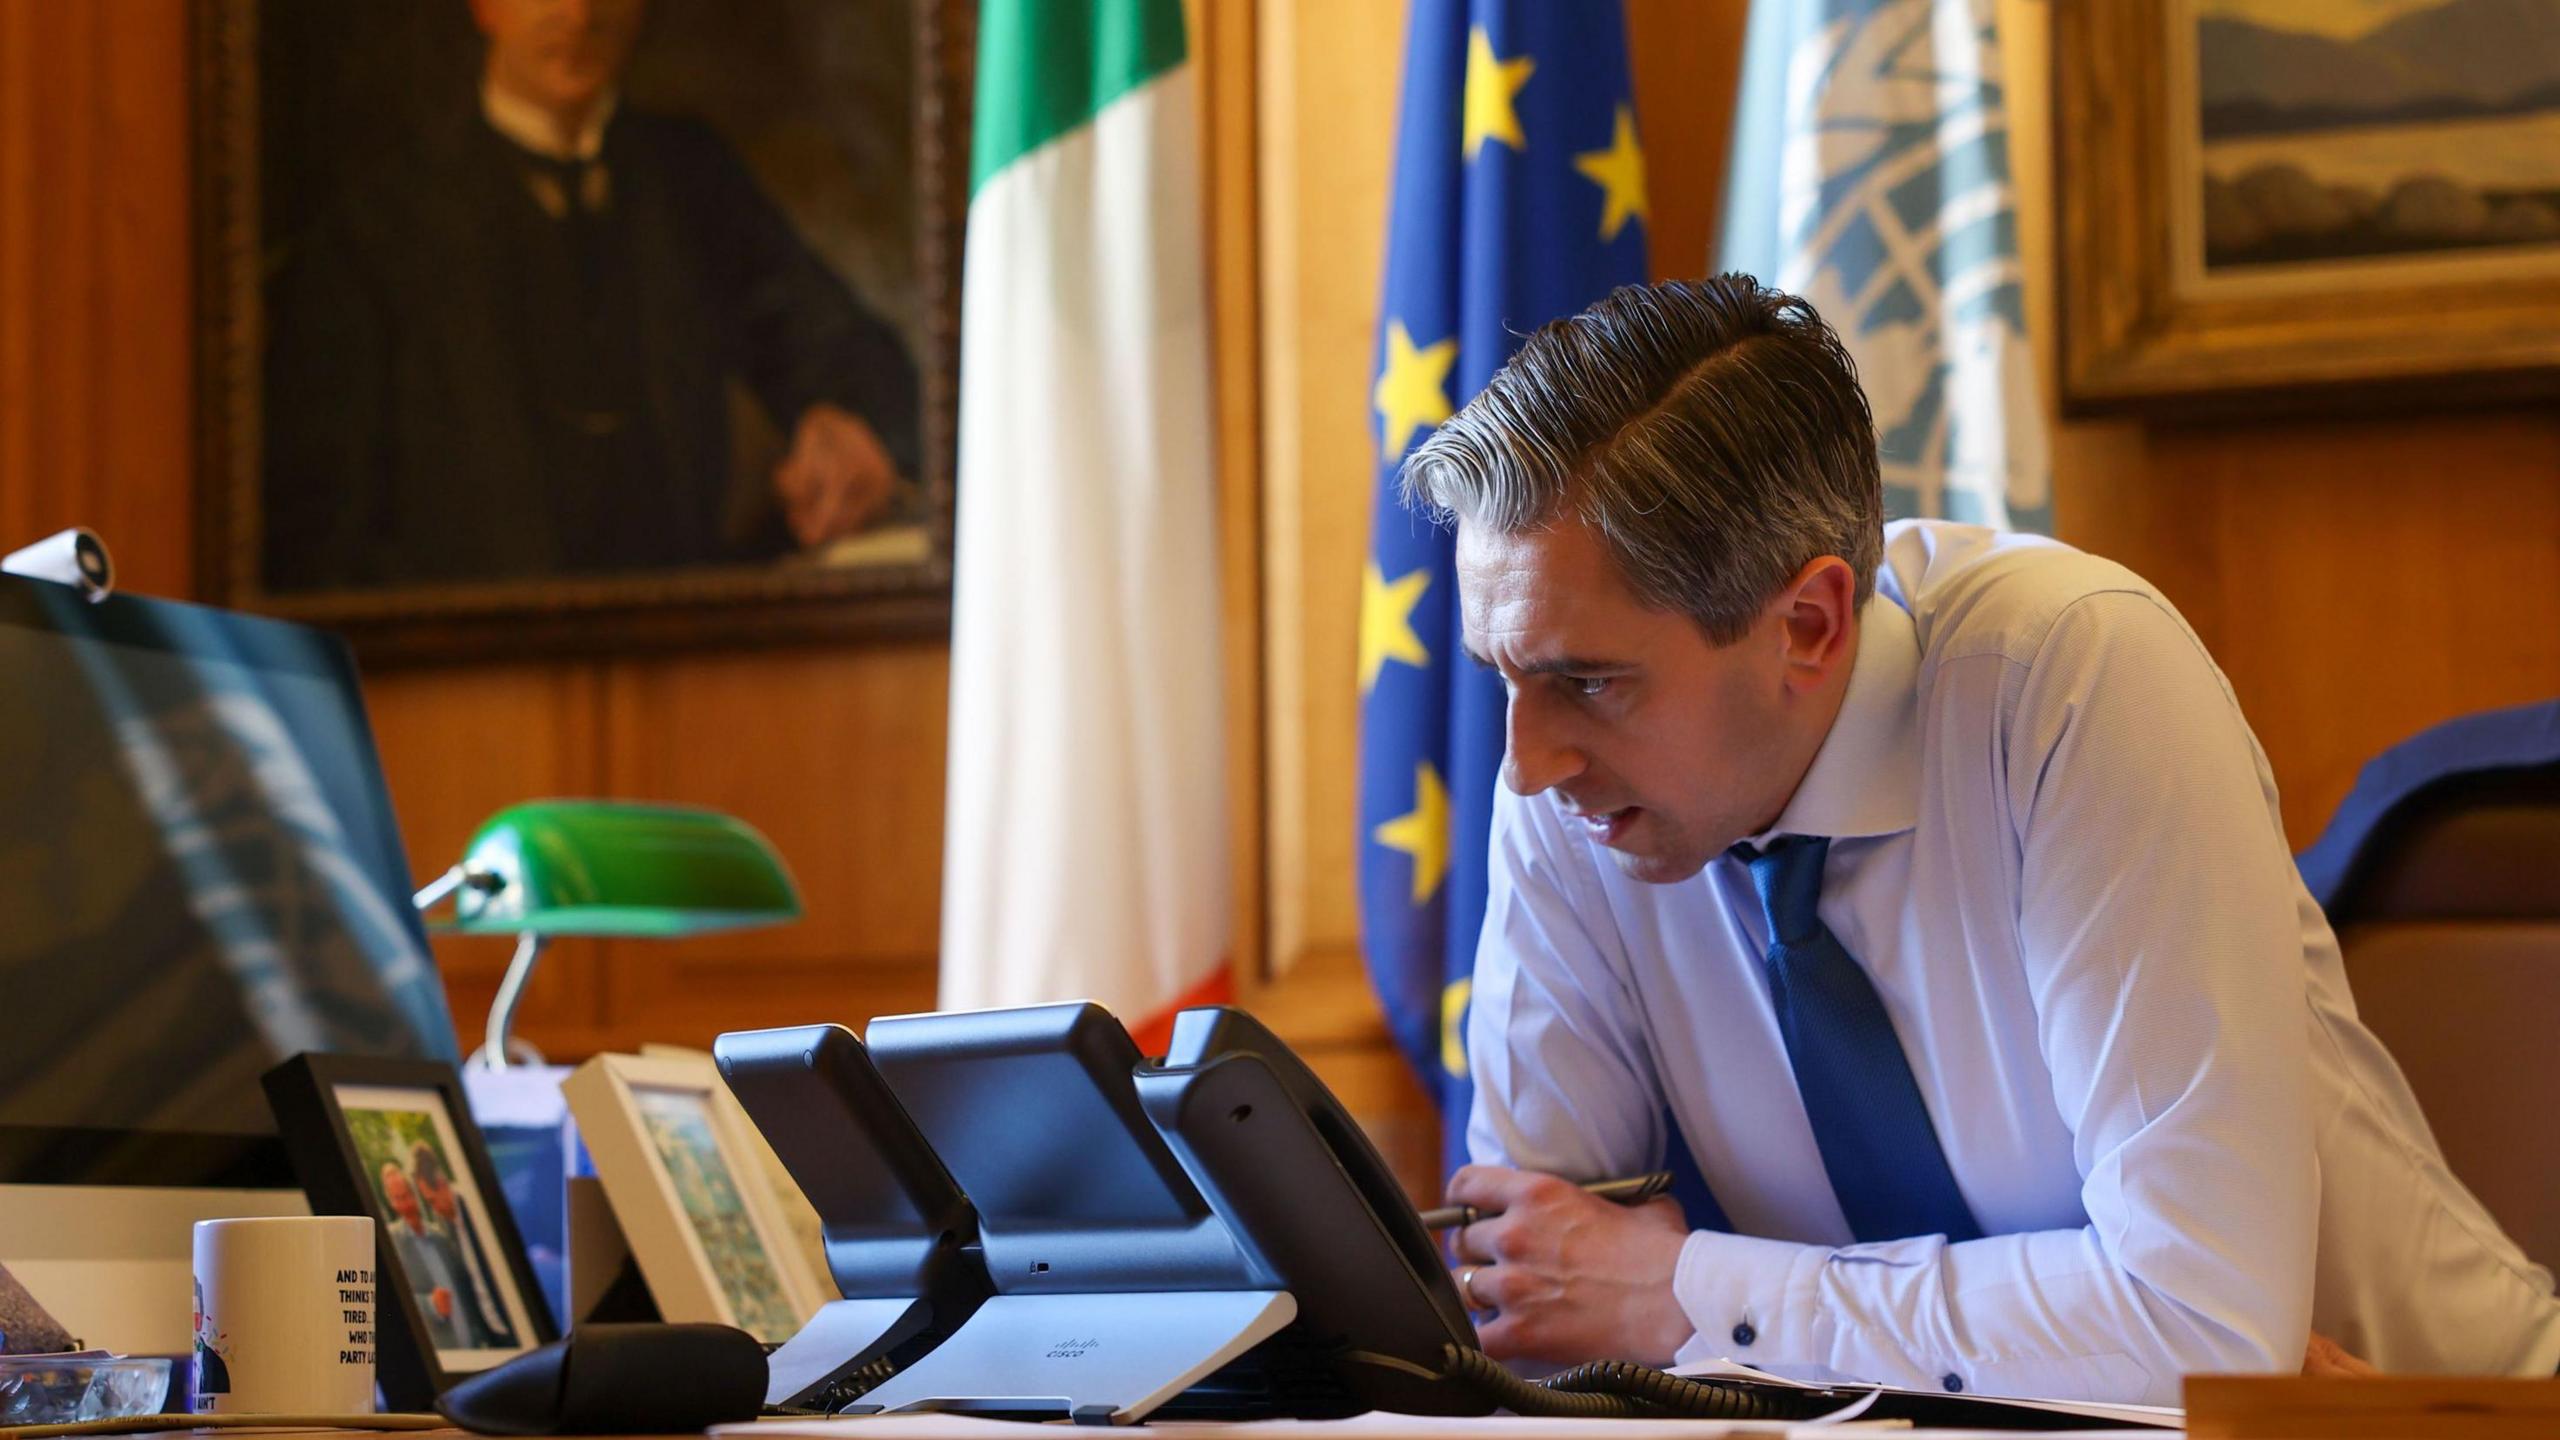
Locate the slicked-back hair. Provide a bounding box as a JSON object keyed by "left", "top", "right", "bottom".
{"left": 1401, "top": 275, "right": 1883, "bottom": 645}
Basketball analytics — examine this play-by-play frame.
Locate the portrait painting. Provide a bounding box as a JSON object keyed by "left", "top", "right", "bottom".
{"left": 2055, "top": 0, "right": 2560, "bottom": 412}
{"left": 195, "top": 0, "right": 968, "bottom": 659}
{"left": 335, "top": 1083, "right": 542, "bottom": 1369}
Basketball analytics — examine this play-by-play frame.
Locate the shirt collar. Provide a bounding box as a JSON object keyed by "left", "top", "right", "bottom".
{"left": 1750, "top": 592, "right": 1922, "bottom": 845}
{"left": 481, "top": 82, "right": 617, "bottom": 162}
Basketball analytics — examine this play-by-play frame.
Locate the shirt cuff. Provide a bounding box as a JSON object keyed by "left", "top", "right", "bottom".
{"left": 1668, "top": 1229, "right": 1831, "bottom": 1369}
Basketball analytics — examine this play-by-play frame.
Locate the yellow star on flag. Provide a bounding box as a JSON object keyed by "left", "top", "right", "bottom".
{"left": 1574, "top": 105, "right": 1648, "bottom": 242}
{"left": 1373, "top": 320, "right": 1457, "bottom": 461}
{"left": 1373, "top": 761, "right": 1452, "bottom": 905}
{"left": 1359, "top": 563, "right": 1431, "bottom": 692}
{"left": 1441, "top": 977, "right": 1473, "bottom": 1079}
{"left": 1462, "top": 28, "right": 1534, "bottom": 161}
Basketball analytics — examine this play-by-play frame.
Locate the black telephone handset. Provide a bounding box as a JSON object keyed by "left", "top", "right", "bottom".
{"left": 1131, "top": 1010, "right": 2152, "bottom": 1429}
{"left": 840, "top": 1001, "right": 1488, "bottom": 1419}
{"left": 716, "top": 1024, "right": 981, "bottom": 1301}
{"left": 1134, "top": 1007, "right": 1485, "bottom": 1415}
{"left": 712, "top": 1024, "right": 992, "bottom": 1410}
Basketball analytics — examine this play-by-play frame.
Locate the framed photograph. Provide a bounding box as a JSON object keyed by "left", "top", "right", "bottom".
{"left": 192, "top": 0, "right": 971, "bottom": 661}
{"left": 261, "top": 1053, "right": 556, "bottom": 1409}
{"left": 2056, "top": 0, "right": 2560, "bottom": 414}
{"left": 637, "top": 1042, "right": 828, "bottom": 1291}
{"left": 562, "top": 1050, "right": 830, "bottom": 1344}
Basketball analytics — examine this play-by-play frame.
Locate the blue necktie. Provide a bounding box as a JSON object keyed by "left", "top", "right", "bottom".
{"left": 1735, "top": 836, "right": 1982, "bottom": 1244}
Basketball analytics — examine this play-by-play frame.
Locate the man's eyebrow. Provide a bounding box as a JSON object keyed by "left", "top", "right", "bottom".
{"left": 1518, "top": 654, "right": 1633, "bottom": 677}
{"left": 1460, "top": 645, "right": 1631, "bottom": 677}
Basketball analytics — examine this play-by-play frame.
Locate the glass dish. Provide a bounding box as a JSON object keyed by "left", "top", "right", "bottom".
{"left": 0, "top": 1353, "right": 173, "bottom": 1425}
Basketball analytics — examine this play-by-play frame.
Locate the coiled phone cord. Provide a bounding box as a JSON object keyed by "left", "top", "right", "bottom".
{"left": 1352, "top": 1344, "right": 1830, "bottom": 1420}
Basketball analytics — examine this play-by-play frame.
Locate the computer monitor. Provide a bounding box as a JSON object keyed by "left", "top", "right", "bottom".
{"left": 0, "top": 573, "right": 459, "bottom": 1349}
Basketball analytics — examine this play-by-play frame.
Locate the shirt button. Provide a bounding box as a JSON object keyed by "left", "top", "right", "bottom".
{"left": 1730, "top": 1323, "right": 1756, "bottom": 1347}
{"left": 1941, "top": 1374, "right": 1965, "bottom": 1393}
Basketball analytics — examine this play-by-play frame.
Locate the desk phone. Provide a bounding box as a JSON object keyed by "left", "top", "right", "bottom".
{"left": 718, "top": 1003, "right": 2138, "bottom": 1429}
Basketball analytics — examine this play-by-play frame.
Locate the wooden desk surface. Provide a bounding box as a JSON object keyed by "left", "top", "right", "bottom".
{"left": 2184, "top": 1376, "right": 2560, "bottom": 1438}
{"left": 93, "top": 1378, "right": 2560, "bottom": 1440}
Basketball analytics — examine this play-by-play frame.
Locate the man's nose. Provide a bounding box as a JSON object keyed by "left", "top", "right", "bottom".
{"left": 1501, "top": 693, "right": 1583, "bottom": 797}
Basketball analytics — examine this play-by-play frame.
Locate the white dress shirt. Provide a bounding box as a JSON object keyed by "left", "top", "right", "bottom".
{"left": 482, "top": 83, "right": 617, "bottom": 162}
{"left": 1467, "top": 520, "right": 2560, "bottom": 1404}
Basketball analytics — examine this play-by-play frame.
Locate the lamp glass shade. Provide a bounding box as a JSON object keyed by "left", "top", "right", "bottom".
{"left": 445, "top": 800, "right": 801, "bottom": 937}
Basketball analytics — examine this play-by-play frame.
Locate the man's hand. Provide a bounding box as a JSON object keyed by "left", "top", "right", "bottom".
{"left": 1444, "top": 1164, "right": 1693, "bottom": 1366}
{"left": 774, "top": 402, "right": 900, "bottom": 548}
{"left": 2303, "top": 1331, "right": 2379, "bottom": 1378}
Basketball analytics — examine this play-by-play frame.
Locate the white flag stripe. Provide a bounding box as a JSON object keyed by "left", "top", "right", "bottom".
{"left": 939, "top": 68, "right": 1229, "bottom": 1024}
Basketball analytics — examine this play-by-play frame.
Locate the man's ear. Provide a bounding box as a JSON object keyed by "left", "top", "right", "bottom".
{"left": 1773, "top": 556, "right": 1857, "bottom": 694}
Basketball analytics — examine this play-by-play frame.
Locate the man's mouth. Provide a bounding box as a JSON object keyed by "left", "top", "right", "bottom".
{"left": 1570, "top": 805, "right": 1640, "bottom": 844}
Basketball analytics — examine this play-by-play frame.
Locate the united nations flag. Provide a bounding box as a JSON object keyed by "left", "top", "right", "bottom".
{"left": 1356, "top": 0, "right": 1648, "bottom": 1176}
{"left": 1717, "top": 0, "right": 2050, "bottom": 531}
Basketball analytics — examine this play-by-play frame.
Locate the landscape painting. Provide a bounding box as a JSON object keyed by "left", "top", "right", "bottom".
{"left": 2194, "top": 0, "right": 2560, "bottom": 272}
{"left": 631, "top": 1085, "right": 799, "bottom": 1343}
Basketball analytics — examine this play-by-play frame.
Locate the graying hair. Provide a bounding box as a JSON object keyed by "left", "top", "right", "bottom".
{"left": 1400, "top": 275, "right": 1883, "bottom": 645}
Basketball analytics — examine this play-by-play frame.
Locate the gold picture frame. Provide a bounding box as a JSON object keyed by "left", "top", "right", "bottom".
{"left": 2055, "top": 0, "right": 2560, "bottom": 415}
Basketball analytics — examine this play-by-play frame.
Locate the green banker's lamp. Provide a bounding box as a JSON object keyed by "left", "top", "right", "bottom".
{"left": 412, "top": 801, "right": 803, "bottom": 1069}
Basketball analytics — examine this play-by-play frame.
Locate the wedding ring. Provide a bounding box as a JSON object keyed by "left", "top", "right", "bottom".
{"left": 1458, "top": 1264, "right": 1486, "bottom": 1311}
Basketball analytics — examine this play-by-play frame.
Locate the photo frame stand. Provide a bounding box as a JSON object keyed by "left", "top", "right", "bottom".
{"left": 560, "top": 1051, "right": 836, "bottom": 1349}
{"left": 841, "top": 1290, "right": 1299, "bottom": 1426}
{"left": 260, "top": 1053, "right": 558, "bottom": 1410}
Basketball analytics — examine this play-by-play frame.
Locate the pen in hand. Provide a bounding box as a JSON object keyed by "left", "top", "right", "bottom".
{"left": 1417, "top": 1170, "right": 1673, "bottom": 1231}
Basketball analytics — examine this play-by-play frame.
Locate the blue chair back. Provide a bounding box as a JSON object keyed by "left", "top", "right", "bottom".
{"left": 2297, "top": 699, "right": 2560, "bottom": 917}
{"left": 2295, "top": 698, "right": 2560, "bottom": 1270}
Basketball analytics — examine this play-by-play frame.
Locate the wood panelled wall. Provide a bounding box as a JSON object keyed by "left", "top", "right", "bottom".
{"left": 365, "top": 646, "right": 949, "bottom": 1060}
{"left": 7, "top": 0, "right": 2556, "bottom": 1168}
{"left": 0, "top": 0, "right": 193, "bottom": 599}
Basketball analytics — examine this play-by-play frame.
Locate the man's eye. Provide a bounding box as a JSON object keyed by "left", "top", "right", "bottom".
{"left": 1570, "top": 675, "right": 1611, "bottom": 698}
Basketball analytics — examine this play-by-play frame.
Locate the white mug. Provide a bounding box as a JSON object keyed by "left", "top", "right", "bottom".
{"left": 191, "top": 1215, "right": 378, "bottom": 1414}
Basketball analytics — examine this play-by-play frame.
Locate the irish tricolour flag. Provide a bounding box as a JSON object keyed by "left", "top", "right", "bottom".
{"left": 937, "top": 0, "right": 1231, "bottom": 1048}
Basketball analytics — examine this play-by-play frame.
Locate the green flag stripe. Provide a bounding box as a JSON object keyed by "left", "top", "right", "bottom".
{"left": 970, "top": 0, "right": 1187, "bottom": 195}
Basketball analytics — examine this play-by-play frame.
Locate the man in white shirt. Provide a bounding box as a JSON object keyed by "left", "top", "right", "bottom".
{"left": 1406, "top": 276, "right": 2560, "bottom": 1404}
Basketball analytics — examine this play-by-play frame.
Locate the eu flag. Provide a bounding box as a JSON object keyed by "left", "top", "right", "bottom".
{"left": 1356, "top": 0, "right": 1648, "bottom": 1178}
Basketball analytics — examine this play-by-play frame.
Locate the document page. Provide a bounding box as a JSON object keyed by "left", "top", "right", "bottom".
{"left": 1670, "top": 1355, "right": 2183, "bottom": 1430}
{"left": 724, "top": 1409, "right": 2177, "bottom": 1438}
